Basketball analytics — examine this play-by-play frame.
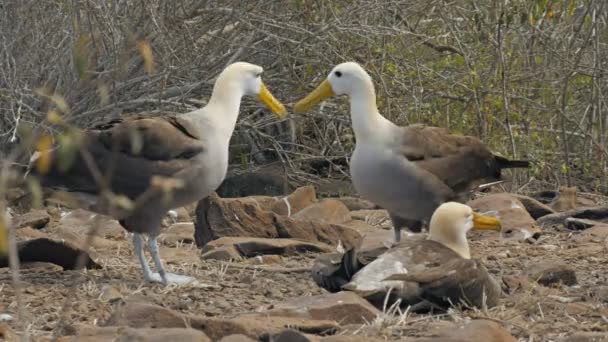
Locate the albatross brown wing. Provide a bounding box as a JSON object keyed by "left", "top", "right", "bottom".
{"left": 399, "top": 124, "right": 528, "bottom": 195}
{"left": 37, "top": 115, "right": 205, "bottom": 199}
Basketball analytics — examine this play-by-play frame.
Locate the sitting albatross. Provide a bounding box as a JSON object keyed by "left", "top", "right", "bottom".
{"left": 311, "top": 202, "right": 502, "bottom": 311}
{"left": 29, "top": 62, "right": 286, "bottom": 284}
{"left": 294, "top": 62, "right": 528, "bottom": 242}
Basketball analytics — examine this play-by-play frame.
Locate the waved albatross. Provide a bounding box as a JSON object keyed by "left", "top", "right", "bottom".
{"left": 311, "top": 202, "right": 502, "bottom": 311}
{"left": 29, "top": 62, "right": 286, "bottom": 284}
{"left": 294, "top": 62, "right": 529, "bottom": 242}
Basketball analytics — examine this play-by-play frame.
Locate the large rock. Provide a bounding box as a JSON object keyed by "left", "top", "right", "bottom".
{"left": 560, "top": 332, "right": 608, "bottom": 342}
{"left": 105, "top": 301, "right": 339, "bottom": 341}
{"left": 216, "top": 168, "right": 291, "bottom": 198}
{"left": 159, "top": 222, "right": 195, "bottom": 247}
{"left": 510, "top": 194, "right": 555, "bottom": 219}
{"left": 271, "top": 186, "right": 317, "bottom": 216}
{"left": 0, "top": 238, "right": 99, "bottom": 270}
{"left": 292, "top": 199, "right": 351, "bottom": 224}
{"left": 549, "top": 186, "right": 578, "bottom": 212}
{"left": 526, "top": 261, "right": 577, "bottom": 286}
{"left": 201, "top": 236, "right": 332, "bottom": 258}
{"left": 413, "top": 320, "right": 516, "bottom": 342}
{"left": 536, "top": 206, "right": 608, "bottom": 227}
{"left": 194, "top": 193, "right": 361, "bottom": 249}
{"left": 13, "top": 209, "right": 50, "bottom": 229}
{"left": 58, "top": 327, "right": 211, "bottom": 342}
{"left": 58, "top": 209, "right": 125, "bottom": 239}
{"left": 335, "top": 197, "right": 378, "bottom": 211}
{"left": 263, "top": 291, "right": 381, "bottom": 325}
{"left": 468, "top": 194, "right": 542, "bottom": 241}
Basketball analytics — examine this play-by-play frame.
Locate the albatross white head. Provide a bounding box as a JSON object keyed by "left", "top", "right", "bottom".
{"left": 293, "top": 62, "right": 389, "bottom": 141}
{"left": 428, "top": 202, "right": 502, "bottom": 259}
{"left": 206, "top": 62, "right": 286, "bottom": 127}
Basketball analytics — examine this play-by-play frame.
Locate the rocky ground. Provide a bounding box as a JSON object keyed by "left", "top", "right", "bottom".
{"left": 0, "top": 183, "right": 607, "bottom": 341}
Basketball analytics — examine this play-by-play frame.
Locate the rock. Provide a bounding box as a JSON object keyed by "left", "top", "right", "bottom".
{"left": 559, "top": 332, "right": 608, "bottom": 342}
{"left": 264, "top": 291, "right": 381, "bottom": 325}
{"left": 357, "top": 229, "right": 394, "bottom": 252}
{"left": 271, "top": 186, "right": 317, "bottom": 216}
{"left": 501, "top": 275, "right": 531, "bottom": 294}
{"left": 526, "top": 261, "right": 577, "bottom": 286}
{"left": 549, "top": 186, "right": 579, "bottom": 212}
{"left": 218, "top": 334, "right": 257, "bottom": 342}
{"left": 59, "top": 326, "right": 211, "bottom": 342}
{"left": 413, "top": 320, "right": 517, "bottom": 342}
{"left": 105, "top": 301, "right": 196, "bottom": 328}
{"left": 54, "top": 224, "right": 118, "bottom": 250}
{"left": 349, "top": 210, "right": 390, "bottom": 225}
{"left": 249, "top": 254, "right": 282, "bottom": 265}
{"left": 0, "top": 323, "right": 17, "bottom": 341}
{"left": 194, "top": 194, "right": 361, "bottom": 249}
{"left": 510, "top": 194, "right": 555, "bottom": 219}
{"left": 587, "top": 286, "right": 608, "bottom": 303}
{"left": 566, "top": 218, "right": 600, "bottom": 230}
{"left": 266, "top": 330, "right": 314, "bottom": 342}
{"left": 99, "top": 285, "right": 122, "bottom": 302}
{"left": 13, "top": 209, "right": 50, "bottom": 229}
{"left": 200, "top": 315, "right": 338, "bottom": 341}
{"left": 536, "top": 206, "right": 608, "bottom": 227}
{"left": 170, "top": 207, "right": 192, "bottom": 222}
{"left": 335, "top": 197, "right": 378, "bottom": 211}
{"left": 201, "top": 237, "right": 332, "bottom": 258}
{"left": 216, "top": 168, "right": 291, "bottom": 198}
{"left": 468, "top": 194, "right": 542, "bottom": 241}
{"left": 15, "top": 226, "right": 47, "bottom": 240}
{"left": 159, "top": 222, "right": 195, "bottom": 247}
{"left": 201, "top": 245, "right": 243, "bottom": 261}
{"left": 292, "top": 199, "right": 351, "bottom": 224}
{"left": 0, "top": 238, "right": 99, "bottom": 270}
{"left": 59, "top": 209, "right": 125, "bottom": 239}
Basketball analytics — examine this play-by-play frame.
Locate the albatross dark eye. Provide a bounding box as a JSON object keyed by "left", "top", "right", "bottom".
{"left": 334, "top": 71, "right": 342, "bottom": 77}
{"left": 255, "top": 72, "right": 262, "bottom": 78}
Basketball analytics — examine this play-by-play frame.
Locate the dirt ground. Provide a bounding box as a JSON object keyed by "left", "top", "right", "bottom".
{"left": 0, "top": 199, "right": 607, "bottom": 341}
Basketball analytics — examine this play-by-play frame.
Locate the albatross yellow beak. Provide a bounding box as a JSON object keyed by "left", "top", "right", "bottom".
{"left": 294, "top": 79, "right": 335, "bottom": 113}
{"left": 472, "top": 213, "right": 502, "bottom": 231}
{"left": 258, "top": 83, "right": 287, "bottom": 119}
{"left": 0, "top": 217, "right": 8, "bottom": 256}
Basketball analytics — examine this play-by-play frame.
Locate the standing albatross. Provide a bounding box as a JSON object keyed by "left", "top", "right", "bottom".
{"left": 294, "top": 62, "right": 528, "bottom": 242}
{"left": 29, "top": 62, "right": 286, "bottom": 284}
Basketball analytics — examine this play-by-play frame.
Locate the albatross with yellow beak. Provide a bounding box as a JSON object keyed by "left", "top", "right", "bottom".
{"left": 311, "top": 202, "right": 502, "bottom": 311}
{"left": 30, "top": 62, "right": 286, "bottom": 285}
{"left": 294, "top": 62, "right": 528, "bottom": 242}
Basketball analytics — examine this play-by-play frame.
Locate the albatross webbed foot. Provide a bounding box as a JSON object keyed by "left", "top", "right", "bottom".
{"left": 147, "top": 235, "right": 196, "bottom": 285}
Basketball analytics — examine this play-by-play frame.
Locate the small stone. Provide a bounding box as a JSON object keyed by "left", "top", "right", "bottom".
{"left": 502, "top": 275, "right": 531, "bottom": 293}
{"left": 13, "top": 209, "right": 50, "bottom": 229}
{"left": 99, "top": 285, "right": 122, "bottom": 302}
{"left": 527, "top": 261, "right": 577, "bottom": 287}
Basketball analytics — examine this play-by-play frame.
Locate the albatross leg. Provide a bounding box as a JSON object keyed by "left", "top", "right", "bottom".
{"left": 133, "top": 233, "right": 155, "bottom": 282}
{"left": 147, "top": 234, "right": 196, "bottom": 285}
{"left": 390, "top": 215, "right": 425, "bottom": 244}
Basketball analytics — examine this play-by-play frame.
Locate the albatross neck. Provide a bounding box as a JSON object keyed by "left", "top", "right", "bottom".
{"left": 429, "top": 233, "right": 471, "bottom": 259}
{"left": 349, "top": 80, "right": 394, "bottom": 143}
{"left": 204, "top": 79, "right": 245, "bottom": 142}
